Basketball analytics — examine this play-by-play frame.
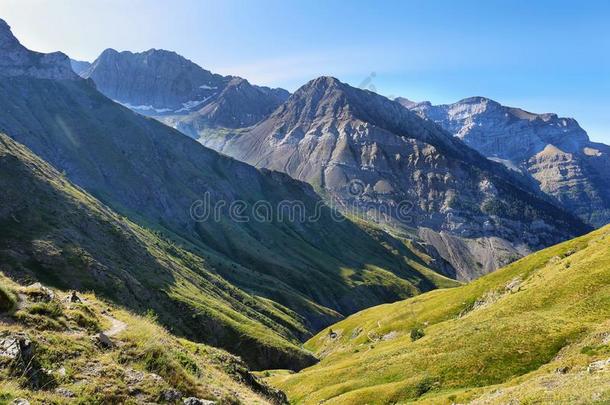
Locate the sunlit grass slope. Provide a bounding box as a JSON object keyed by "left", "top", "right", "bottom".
{"left": 270, "top": 224, "right": 610, "bottom": 403}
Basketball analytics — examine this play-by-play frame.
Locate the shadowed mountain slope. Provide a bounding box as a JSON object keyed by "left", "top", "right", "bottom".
{"left": 0, "top": 133, "right": 317, "bottom": 370}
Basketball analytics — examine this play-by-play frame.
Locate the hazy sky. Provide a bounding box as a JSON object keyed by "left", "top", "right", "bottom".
{"left": 2, "top": 0, "right": 609, "bottom": 142}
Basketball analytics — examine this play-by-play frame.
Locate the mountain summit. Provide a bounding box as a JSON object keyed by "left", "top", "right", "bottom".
{"left": 83, "top": 48, "right": 225, "bottom": 110}
{"left": 82, "top": 48, "right": 289, "bottom": 133}
{"left": 0, "top": 19, "right": 77, "bottom": 80}
{"left": 204, "top": 77, "right": 591, "bottom": 280}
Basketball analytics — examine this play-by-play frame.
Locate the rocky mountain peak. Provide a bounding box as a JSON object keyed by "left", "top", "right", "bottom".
{"left": 270, "top": 76, "right": 353, "bottom": 127}
{"left": 458, "top": 96, "right": 494, "bottom": 105}
{"left": 302, "top": 75, "right": 343, "bottom": 90}
{"left": 0, "top": 18, "right": 77, "bottom": 80}
{"left": 288, "top": 76, "right": 347, "bottom": 105}
{"left": 98, "top": 47, "right": 120, "bottom": 57}
{"left": 273, "top": 77, "right": 476, "bottom": 160}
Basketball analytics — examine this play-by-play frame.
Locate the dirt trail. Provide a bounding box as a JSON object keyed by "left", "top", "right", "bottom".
{"left": 103, "top": 314, "right": 127, "bottom": 337}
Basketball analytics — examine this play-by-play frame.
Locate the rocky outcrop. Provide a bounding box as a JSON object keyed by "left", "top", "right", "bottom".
{"left": 403, "top": 96, "right": 610, "bottom": 227}
{"left": 82, "top": 48, "right": 289, "bottom": 133}
{"left": 206, "top": 77, "right": 590, "bottom": 280}
{"left": 0, "top": 19, "right": 77, "bottom": 80}
{"left": 0, "top": 332, "right": 54, "bottom": 389}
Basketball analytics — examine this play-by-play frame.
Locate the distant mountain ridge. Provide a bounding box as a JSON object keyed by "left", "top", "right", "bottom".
{"left": 203, "top": 76, "right": 591, "bottom": 280}
{"left": 82, "top": 48, "right": 290, "bottom": 132}
{"left": 402, "top": 96, "right": 610, "bottom": 227}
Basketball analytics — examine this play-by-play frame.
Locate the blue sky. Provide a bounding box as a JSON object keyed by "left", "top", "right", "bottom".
{"left": 3, "top": 0, "right": 609, "bottom": 142}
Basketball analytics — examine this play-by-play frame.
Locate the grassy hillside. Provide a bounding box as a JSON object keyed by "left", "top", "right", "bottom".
{"left": 0, "top": 275, "right": 285, "bottom": 404}
{"left": 269, "top": 224, "right": 610, "bottom": 403}
{"left": 0, "top": 75, "right": 457, "bottom": 340}
{"left": 0, "top": 133, "right": 318, "bottom": 370}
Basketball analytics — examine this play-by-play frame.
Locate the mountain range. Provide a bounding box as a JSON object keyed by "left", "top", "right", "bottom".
{"left": 77, "top": 49, "right": 595, "bottom": 281}
{"left": 401, "top": 96, "right": 610, "bottom": 227}
{"left": 0, "top": 19, "right": 455, "bottom": 370}
{"left": 1, "top": 14, "right": 609, "bottom": 405}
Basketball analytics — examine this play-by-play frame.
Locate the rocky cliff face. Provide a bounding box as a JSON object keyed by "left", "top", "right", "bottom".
{"left": 205, "top": 77, "right": 591, "bottom": 280}
{"left": 82, "top": 48, "right": 289, "bottom": 133}
{"left": 403, "top": 97, "right": 610, "bottom": 227}
{"left": 0, "top": 19, "right": 77, "bottom": 80}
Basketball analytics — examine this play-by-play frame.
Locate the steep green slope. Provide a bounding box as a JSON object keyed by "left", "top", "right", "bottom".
{"left": 0, "top": 133, "right": 314, "bottom": 370}
{"left": 0, "top": 275, "right": 285, "bottom": 404}
{"left": 0, "top": 19, "right": 457, "bottom": 345}
{"left": 270, "top": 224, "right": 610, "bottom": 403}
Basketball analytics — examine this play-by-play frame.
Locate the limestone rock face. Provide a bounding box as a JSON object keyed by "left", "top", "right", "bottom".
{"left": 0, "top": 19, "right": 77, "bottom": 80}
{"left": 403, "top": 97, "right": 610, "bottom": 227}
{"left": 82, "top": 48, "right": 289, "bottom": 132}
{"left": 204, "top": 77, "right": 590, "bottom": 280}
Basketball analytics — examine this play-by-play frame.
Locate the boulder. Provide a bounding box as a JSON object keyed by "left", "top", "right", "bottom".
{"left": 555, "top": 366, "right": 570, "bottom": 374}
{"left": 0, "top": 333, "right": 54, "bottom": 389}
{"left": 588, "top": 358, "right": 610, "bottom": 373}
{"left": 161, "top": 389, "right": 183, "bottom": 402}
{"left": 26, "top": 282, "right": 55, "bottom": 302}
{"left": 55, "top": 387, "right": 75, "bottom": 397}
{"left": 505, "top": 277, "right": 522, "bottom": 293}
{"left": 0, "top": 333, "right": 31, "bottom": 361}
{"left": 93, "top": 332, "right": 114, "bottom": 349}
{"left": 66, "top": 291, "right": 82, "bottom": 303}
